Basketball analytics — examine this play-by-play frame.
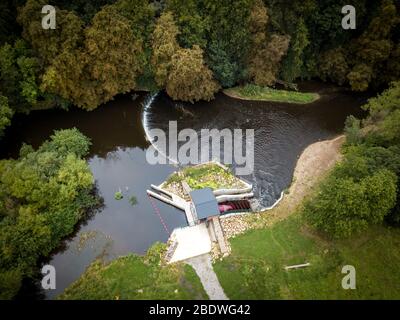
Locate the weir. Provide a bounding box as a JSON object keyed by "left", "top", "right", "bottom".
{"left": 146, "top": 161, "right": 254, "bottom": 262}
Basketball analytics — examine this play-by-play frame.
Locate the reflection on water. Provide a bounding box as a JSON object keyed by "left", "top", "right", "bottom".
{"left": 1, "top": 82, "right": 367, "bottom": 299}
{"left": 1, "top": 94, "right": 188, "bottom": 299}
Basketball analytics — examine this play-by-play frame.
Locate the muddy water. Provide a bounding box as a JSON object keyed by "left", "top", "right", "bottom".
{"left": 0, "top": 82, "right": 367, "bottom": 299}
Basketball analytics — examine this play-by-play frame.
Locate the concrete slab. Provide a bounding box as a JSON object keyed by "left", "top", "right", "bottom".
{"left": 169, "top": 223, "right": 212, "bottom": 263}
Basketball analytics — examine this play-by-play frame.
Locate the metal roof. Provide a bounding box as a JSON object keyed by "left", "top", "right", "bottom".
{"left": 190, "top": 188, "right": 220, "bottom": 220}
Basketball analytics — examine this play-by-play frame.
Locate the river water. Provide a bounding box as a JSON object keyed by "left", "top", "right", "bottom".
{"left": 0, "top": 82, "right": 367, "bottom": 299}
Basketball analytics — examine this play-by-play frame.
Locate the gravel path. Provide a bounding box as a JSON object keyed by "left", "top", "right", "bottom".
{"left": 186, "top": 254, "right": 228, "bottom": 300}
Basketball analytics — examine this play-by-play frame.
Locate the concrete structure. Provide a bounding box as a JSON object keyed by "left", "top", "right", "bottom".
{"left": 190, "top": 188, "right": 220, "bottom": 221}
{"left": 168, "top": 224, "right": 212, "bottom": 263}
{"left": 145, "top": 161, "right": 254, "bottom": 263}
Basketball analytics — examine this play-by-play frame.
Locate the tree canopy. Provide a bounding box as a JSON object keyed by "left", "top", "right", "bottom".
{"left": 304, "top": 82, "right": 400, "bottom": 237}
{"left": 0, "top": 128, "right": 98, "bottom": 299}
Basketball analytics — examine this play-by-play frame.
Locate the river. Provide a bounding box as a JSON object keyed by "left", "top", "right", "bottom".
{"left": 0, "top": 82, "right": 367, "bottom": 299}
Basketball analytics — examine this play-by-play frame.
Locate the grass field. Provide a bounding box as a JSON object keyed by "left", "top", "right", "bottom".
{"left": 214, "top": 215, "right": 400, "bottom": 299}
{"left": 224, "top": 84, "right": 320, "bottom": 104}
{"left": 59, "top": 243, "right": 208, "bottom": 300}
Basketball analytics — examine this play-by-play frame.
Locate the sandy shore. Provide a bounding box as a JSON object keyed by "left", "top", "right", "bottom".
{"left": 221, "top": 135, "right": 345, "bottom": 238}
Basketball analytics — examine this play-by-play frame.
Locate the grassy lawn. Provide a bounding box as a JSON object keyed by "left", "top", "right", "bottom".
{"left": 224, "top": 84, "right": 320, "bottom": 104}
{"left": 59, "top": 243, "right": 208, "bottom": 300}
{"left": 214, "top": 215, "right": 400, "bottom": 299}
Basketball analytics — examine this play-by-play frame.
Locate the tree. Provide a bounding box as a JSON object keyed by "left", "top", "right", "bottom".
{"left": 41, "top": 4, "right": 146, "bottom": 110}
{"left": 0, "top": 129, "right": 97, "bottom": 299}
{"left": 246, "top": 0, "right": 290, "bottom": 86}
{"left": 166, "top": 0, "right": 208, "bottom": 48}
{"left": 204, "top": 0, "right": 253, "bottom": 86}
{"left": 0, "top": 0, "right": 21, "bottom": 46}
{"left": 151, "top": 12, "right": 180, "bottom": 87}
{"left": 40, "top": 48, "right": 89, "bottom": 108}
{"left": 281, "top": 18, "right": 309, "bottom": 82}
{"left": 362, "top": 81, "right": 400, "bottom": 145}
{"left": 0, "top": 39, "right": 46, "bottom": 114}
{"left": 248, "top": 34, "right": 290, "bottom": 86}
{"left": 0, "top": 95, "right": 13, "bottom": 137}
{"left": 18, "top": 0, "right": 84, "bottom": 65}
{"left": 52, "top": 0, "right": 116, "bottom": 23}
{"left": 319, "top": 47, "right": 350, "bottom": 86}
{"left": 40, "top": 128, "right": 92, "bottom": 158}
{"left": 304, "top": 169, "right": 397, "bottom": 238}
{"left": 166, "top": 45, "right": 220, "bottom": 102}
{"left": 347, "top": 0, "right": 399, "bottom": 91}
{"left": 83, "top": 6, "right": 144, "bottom": 109}
{"left": 206, "top": 40, "right": 242, "bottom": 88}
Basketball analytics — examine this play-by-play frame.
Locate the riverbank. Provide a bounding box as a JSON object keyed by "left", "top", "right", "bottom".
{"left": 59, "top": 243, "right": 208, "bottom": 300}
{"left": 215, "top": 214, "right": 400, "bottom": 299}
{"left": 221, "top": 135, "right": 345, "bottom": 238}
{"left": 224, "top": 84, "right": 320, "bottom": 104}
{"left": 215, "top": 134, "right": 400, "bottom": 299}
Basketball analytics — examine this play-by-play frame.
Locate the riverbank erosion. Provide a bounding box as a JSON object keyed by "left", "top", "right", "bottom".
{"left": 221, "top": 135, "right": 345, "bottom": 238}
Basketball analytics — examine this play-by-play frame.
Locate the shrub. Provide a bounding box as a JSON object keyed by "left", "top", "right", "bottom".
{"left": 304, "top": 169, "right": 397, "bottom": 238}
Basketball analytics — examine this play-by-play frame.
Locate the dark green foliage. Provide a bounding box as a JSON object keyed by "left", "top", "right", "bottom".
{"left": 207, "top": 0, "right": 253, "bottom": 84}
{"left": 280, "top": 18, "right": 309, "bottom": 82}
{"left": 7, "top": 0, "right": 398, "bottom": 109}
{"left": 0, "top": 95, "right": 13, "bottom": 137}
{"left": 52, "top": 0, "right": 117, "bottom": 23}
{"left": 166, "top": 0, "right": 208, "bottom": 48}
{"left": 0, "top": 129, "right": 97, "bottom": 299}
{"left": 0, "top": 0, "right": 23, "bottom": 46}
{"left": 304, "top": 169, "right": 397, "bottom": 238}
{"left": 344, "top": 115, "right": 362, "bottom": 145}
{"left": 362, "top": 81, "right": 400, "bottom": 145}
{"left": 305, "top": 82, "right": 400, "bottom": 237}
{"left": 0, "top": 39, "right": 47, "bottom": 114}
{"left": 347, "top": 0, "right": 399, "bottom": 91}
{"left": 206, "top": 40, "right": 242, "bottom": 88}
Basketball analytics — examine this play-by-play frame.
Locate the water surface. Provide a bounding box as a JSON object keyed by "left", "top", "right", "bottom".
{"left": 0, "top": 82, "right": 367, "bottom": 299}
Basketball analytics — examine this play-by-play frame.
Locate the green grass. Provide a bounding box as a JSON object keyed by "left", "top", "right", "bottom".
{"left": 59, "top": 243, "right": 208, "bottom": 300}
{"left": 225, "top": 84, "right": 320, "bottom": 104}
{"left": 166, "top": 163, "right": 240, "bottom": 190}
{"left": 214, "top": 215, "right": 400, "bottom": 299}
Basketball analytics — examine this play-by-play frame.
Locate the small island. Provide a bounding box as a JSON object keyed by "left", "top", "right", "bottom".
{"left": 224, "top": 84, "right": 320, "bottom": 104}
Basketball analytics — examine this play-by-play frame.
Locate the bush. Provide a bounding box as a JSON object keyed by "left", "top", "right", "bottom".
{"left": 304, "top": 169, "right": 397, "bottom": 238}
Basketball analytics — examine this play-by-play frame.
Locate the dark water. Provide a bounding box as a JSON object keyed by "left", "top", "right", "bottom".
{"left": 0, "top": 82, "right": 367, "bottom": 299}
{"left": 1, "top": 94, "right": 187, "bottom": 299}
{"left": 145, "top": 83, "right": 367, "bottom": 207}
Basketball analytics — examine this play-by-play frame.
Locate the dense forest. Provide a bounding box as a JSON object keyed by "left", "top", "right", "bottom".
{"left": 0, "top": 0, "right": 399, "bottom": 134}
{"left": 0, "top": 0, "right": 400, "bottom": 300}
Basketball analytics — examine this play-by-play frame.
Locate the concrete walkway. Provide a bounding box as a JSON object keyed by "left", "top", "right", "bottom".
{"left": 186, "top": 254, "right": 228, "bottom": 300}
{"left": 169, "top": 224, "right": 212, "bottom": 263}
